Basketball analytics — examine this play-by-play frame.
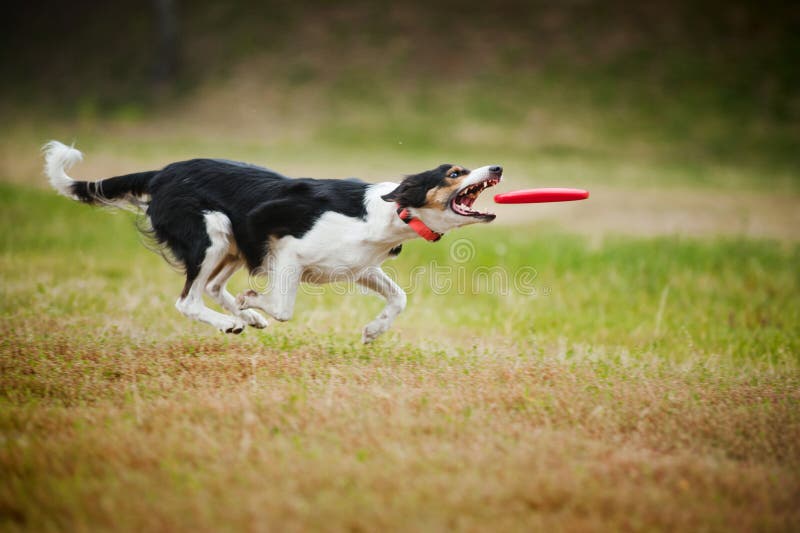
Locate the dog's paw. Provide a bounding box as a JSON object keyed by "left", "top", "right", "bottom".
{"left": 361, "top": 320, "right": 388, "bottom": 344}
{"left": 236, "top": 289, "right": 259, "bottom": 310}
{"left": 240, "top": 309, "right": 268, "bottom": 329}
{"left": 221, "top": 317, "right": 247, "bottom": 335}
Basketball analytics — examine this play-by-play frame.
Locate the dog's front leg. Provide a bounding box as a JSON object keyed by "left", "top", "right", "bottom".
{"left": 357, "top": 267, "right": 407, "bottom": 343}
{"left": 236, "top": 264, "right": 300, "bottom": 322}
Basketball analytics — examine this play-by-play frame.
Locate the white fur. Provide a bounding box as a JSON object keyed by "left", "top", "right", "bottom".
{"left": 175, "top": 212, "right": 252, "bottom": 333}
{"left": 205, "top": 258, "right": 269, "bottom": 328}
{"left": 42, "top": 140, "right": 83, "bottom": 199}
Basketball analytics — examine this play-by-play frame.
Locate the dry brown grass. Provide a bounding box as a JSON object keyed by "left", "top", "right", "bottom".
{"left": 2, "top": 324, "right": 799, "bottom": 532}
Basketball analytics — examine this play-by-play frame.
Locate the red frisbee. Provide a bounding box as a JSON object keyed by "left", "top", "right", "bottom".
{"left": 494, "top": 188, "right": 589, "bottom": 204}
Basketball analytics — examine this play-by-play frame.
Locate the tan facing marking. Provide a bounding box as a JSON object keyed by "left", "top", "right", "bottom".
{"left": 424, "top": 170, "right": 471, "bottom": 210}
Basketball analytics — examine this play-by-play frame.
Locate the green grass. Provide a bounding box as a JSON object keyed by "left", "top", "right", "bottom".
{"left": 1, "top": 182, "right": 799, "bottom": 530}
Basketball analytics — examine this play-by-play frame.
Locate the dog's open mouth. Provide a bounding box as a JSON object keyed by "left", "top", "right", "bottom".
{"left": 450, "top": 176, "right": 501, "bottom": 219}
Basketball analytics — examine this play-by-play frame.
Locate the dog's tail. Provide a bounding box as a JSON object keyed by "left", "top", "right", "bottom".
{"left": 43, "top": 140, "right": 156, "bottom": 210}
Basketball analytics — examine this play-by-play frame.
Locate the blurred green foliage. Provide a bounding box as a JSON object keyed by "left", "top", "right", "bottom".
{"left": 1, "top": 0, "right": 798, "bottom": 178}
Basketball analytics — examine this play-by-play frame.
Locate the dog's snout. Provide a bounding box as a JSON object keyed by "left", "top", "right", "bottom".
{"left": 489, "top": 166, "right": 503, "bottom": 174}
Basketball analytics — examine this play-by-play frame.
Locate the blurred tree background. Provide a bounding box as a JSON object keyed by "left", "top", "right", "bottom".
{"left": 1, "top": 0, "right": 798, "bottom": 186}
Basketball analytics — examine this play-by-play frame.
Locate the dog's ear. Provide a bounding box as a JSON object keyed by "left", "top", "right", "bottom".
{"left": 381, "top": 178, "right": 429, "bottom": 207}
{"left": 381, "top": 165, "right": 452, "bottom": 207}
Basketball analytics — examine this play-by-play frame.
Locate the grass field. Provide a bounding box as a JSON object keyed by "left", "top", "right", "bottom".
{"left": 1, "top": 174, "right": 799, "bottom": 530}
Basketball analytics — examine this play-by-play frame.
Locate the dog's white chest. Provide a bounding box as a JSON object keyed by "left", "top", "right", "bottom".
{"left": 270, "top": 212, "right": 395, "bottom": 282}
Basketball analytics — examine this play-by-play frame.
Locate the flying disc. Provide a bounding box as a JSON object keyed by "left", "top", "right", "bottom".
{"left": 494, "top": 188, "right": 589, "bottom": 204}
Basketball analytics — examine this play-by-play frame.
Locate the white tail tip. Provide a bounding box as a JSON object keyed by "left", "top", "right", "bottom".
{"left": 42, "top": 140, "right": 83, "bottom": 199}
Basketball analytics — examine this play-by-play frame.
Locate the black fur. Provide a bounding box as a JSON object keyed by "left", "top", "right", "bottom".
{"left": 72, "top": 171, "right": 156, "bottom": 204}
{"left": 381, "top": 164, "right": 465, "bottom": 207}
{"left": 73, "top": 158, "right": 370, "bottom": 283}
{"left": 150, "top": 160, "right": 369, "bottom": 274}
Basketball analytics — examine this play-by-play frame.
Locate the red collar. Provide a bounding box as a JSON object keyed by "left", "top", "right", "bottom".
{"left": 396, "top": 206, "right": 443, "bottom": 242}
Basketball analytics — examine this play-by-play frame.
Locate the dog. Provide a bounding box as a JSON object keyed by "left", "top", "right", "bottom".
{"left": 43, "top": 141, "right": 502, "bottom": 342}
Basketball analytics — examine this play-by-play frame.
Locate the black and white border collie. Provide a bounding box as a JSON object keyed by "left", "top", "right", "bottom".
{"left": 43, "top": 141, "right": 502, "bottom": 342}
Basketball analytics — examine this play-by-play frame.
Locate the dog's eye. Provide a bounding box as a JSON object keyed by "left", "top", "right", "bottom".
{"left": 449, "top": 171, "right": 459, "bottom": 178}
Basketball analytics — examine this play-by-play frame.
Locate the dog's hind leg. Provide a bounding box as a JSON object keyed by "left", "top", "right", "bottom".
{"left": 174, "top": 212, "right": 247, "bottom": 334}
{"left": 356, "top": 267, "right": 407, "bottom": 343}
{"left": 205, "top": 257, "right": 268, "bottom": 328}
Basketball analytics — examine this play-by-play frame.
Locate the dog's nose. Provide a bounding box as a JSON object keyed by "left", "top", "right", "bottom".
{"left": 490, "top": 166, "right": 502, "bottom": 173}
